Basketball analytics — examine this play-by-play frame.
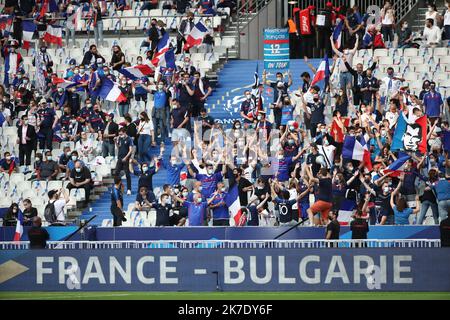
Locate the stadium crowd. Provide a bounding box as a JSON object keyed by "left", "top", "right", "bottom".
{"left": 0, "top": 0, "right": 449, "bottom": 229}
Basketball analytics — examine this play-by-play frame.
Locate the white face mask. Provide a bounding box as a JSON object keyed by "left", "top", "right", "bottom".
{"left": 182, "top": 191, "right": 189, "bottom": 197}
{"left": 246, "top": 94, "right": 252, "bottom": 100}
{"left": 207, "top": 169, "right": 214, "bottom": 175}
{"left": 277, "top": 154, "right": 284, "bottom": 160}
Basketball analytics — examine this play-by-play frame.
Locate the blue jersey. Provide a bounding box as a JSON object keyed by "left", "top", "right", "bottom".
{"left": 162, "top": 159, "right": 185, "bottom": 185}
{"left": 209, "top": 192, "right": 228, "bottom": 220}
{"left": 184, "top": 201, "right": 208, "bottom": 226}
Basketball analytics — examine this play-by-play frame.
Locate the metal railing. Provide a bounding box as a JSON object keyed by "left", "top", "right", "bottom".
{"left": 0, "top": 239, "right": 441, "bottom": 250}
{"left": 287, "top": 0, "right": 419, "bottom": 23}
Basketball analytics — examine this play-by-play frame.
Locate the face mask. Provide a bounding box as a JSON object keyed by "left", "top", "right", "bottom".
{"left": 383, "top": 187, "right": 389, "bottom": 193}
{"left": 288, "top": 139, "right": 295, "bottom": 146}
{"left": 257, "top": 115, "right": 262, "bottom": 121}
{"left": 276, "top": 77, "right": 282, "bottom": 82}
{"left": 17, "top": 74, "right": 22, "bottom": 79}
{"left": 428, "top": 7, "right": 432, "bottom": 12}
{"left": 80, "top": 69, "right": 85, "bottom": 74}
{"left": 75, "top": 167, "right": 81, "bottom": 172}
{"left": 71, "top": 156, "right": 77, "bottom": 161}
{"left": 86, "top": 104, "right": 92, "bottom": 108}
{"left": 74, "top": 70, "right": 79, "bottom": 74}
{"left": 235, "top": 125, "right": 241, "bottom": 129}
{"left": 6, "top": 156, "right": 11, "bottom": 161}
{"left": 158, "top": 84, "right": 164, "bottom": 90}
{"left": 104, "top": 71, "right": 110, "bottom": 75}
{"left": 23, "top": 120, "right": 28, "bottom": 125}
{"left": 142, "top": 166, "right": 148, "bottom": 173}
{"left": 321, "top": 129, "right": 327, "bottom": 134}
{"left": 35, "top": 157, "right": 41, "bottom": 162}
{"left": 66, "top": 152, "right": 71, "bottom": 157}
{"left": 165, "top": 198, "right": 171, "bottom": 205}
{"left": 207, "top": 169, "right": 213, "bottom": 175}
{"left": 381, "top": 130, "right": 387, "bottom": 136}
{"left": 246, "top": 94, "right": 252, "bottom": 100}
{"left": 277, "top": 155, "right": 284, "bottom": 160}
{"left": 196, "top": 197, "right": 202, "bottom": 204}
{"left": 347, "top": 166, "right": 354, "bottom": 172}
{"left": 137, "top": 60, "right": 142, "bottom": 65}
{"left": 170, "top": 160, "right": 177, "bottom": 166}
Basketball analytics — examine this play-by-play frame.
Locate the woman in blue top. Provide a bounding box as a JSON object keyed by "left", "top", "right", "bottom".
{"left": 280, "top": 97, "right": 294, "bottom": 128}
{"left": 390, "top": 174, "right": 420, "bottom": 225}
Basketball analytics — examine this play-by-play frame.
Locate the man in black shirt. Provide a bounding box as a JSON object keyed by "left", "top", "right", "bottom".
{"left": 116, "top": 127, "right": 133, "bottom": 194}
{"left": 28, "top": 217, "right": 49, "bottom": 249}
{"left": 326, "top": 211, "right": 340, "bottom": 246}
{"left": 343, "top": 55, "right": 377, "bottom": 106}
{"left": 350, "top": 210, "right": 369, "bottom": 247}
{"left": 230, "top": 168, "right": 253, "bottom": 206}
{"left": 440, "top": 215, "right": 450, "bottom": 247}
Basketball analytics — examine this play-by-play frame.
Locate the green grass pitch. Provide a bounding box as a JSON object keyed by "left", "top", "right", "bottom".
{"left": 1, "top": 292, "right": 449, "bottom": 300}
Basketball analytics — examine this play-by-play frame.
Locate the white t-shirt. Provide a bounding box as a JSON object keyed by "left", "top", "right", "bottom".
{"left": 381, "top": 76, "right": 402, "bottom": 98}
{"left": 288, "top": 188, "right": 298, "bottom": 210}
{"left": 445, "top": 10, "right": 450, "bottom": 26}
{"left": 51, "top": 199, "right": 67, "bottom": 221}
{"left": 381, "top": 8, "right": 395, "bottom": 25}
{"left": 423, "top": 25, "right": 442, "bottom": 44}
{"left": 318, "top": 144, "right": 336, "bottom": 168}
{"left": 137, "top": 120, "right": 154, "bottom": 135}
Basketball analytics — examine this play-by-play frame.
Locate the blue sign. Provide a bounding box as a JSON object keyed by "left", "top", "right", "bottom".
{"left": 264, "top": 28, "right": 290, "bottom": 69}
{"left": 1, "top": 248, "right": 449, "bottom": 291}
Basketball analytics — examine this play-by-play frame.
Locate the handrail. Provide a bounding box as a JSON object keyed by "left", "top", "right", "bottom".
{"left": 0, "top": 239, "right": 441, "bottom": 250}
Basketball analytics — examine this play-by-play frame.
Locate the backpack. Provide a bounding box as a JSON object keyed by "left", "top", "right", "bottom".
{"left": 44, "top": 202, "right": 57, "bottom": 224}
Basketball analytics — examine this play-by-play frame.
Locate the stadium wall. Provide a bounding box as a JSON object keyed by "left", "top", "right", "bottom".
{"left": 1, "top": 248, "right": 449, "bottom": 291}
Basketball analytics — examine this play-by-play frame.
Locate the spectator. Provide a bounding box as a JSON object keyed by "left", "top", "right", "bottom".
{"left": 325, "top": 210, "right": 340, "bottom": 244}
{"left": 36, "top": 98, "right": 58, "bottom": 151}
{"left": 91, "top": 0, "right": 104, "bottom": 47}
{"left": 397, "top": 20, "right": 413, "bottom": 48}
{"left": 102, "top": 113, "right": 118, "bottom": 157}
{"left": 134, "top": 186, "right": 157, "bottom": 211}
{"left": 191, "top": 72, "right": 212, "bottom": 119}
{"left": 380, "top": 1, "right": 396, "bottom": 48}
{"left": 81, "top": 45, "right": 105, "bottom": 67}
{"left": 21, "top": 198, "right": 38, "bottom": 226}
{"left": 176, "top": 12, "right": 195, "bottom": 54}
{"left": 47, "top": 189, "right": 70, "bottom": 224}
{"left": 390, "top": 175, "right": 420, "bottom": 225}
{"left": 433, "top": 173, "right": 450, "bottom": 222}
{"left": 423, "top": 18, "right": 441, "bottom": 47}
{"left": 111, "top": 176, "right": 127, "bottom": 226}
{"left": 425, "top": 3, "right": 440, "bottom": 26}
{"left": 137, "top": 111, "right": 156, "bottom": 162}
{"left": 116, "top": 127, "right": 133, "bottom": 195}
{"left": 28, "top": 217, "right": 50, "bottom": 249}
{"left": 443, "top": 1, "right": 450, "bottom": 41}
{"left": 423, "top": 81, "right": 443, "bottom": 124}
{"left": 117, "top": 77, "right": 132, "bottom": 116}
{"left": 147, "top": 80, "right": 170, "bottom": 142}
{"left": 3, "top": 203, "right": 20, "bottom": 226}
{"left": 16, "top": 114, "right": 36, "bottom": 166}
{"left": 38, "top": 150, "right": 59, "bottom": 181}
{"left": 111, "top": 45, "right": 126, "bottom": 71}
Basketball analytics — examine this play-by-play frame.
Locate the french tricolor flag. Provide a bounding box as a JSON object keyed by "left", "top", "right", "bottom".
{"left": 119, "top": 64, "right": 153, "bottom": 80}
{"left": 52, "top": 76, "right": 76, "bottom": 89}
{"left": 13, "top": 211, "right": 23, "bottom": 242}
{"left": 183, "top": 21, "right": 208, "bottom": 51}
{"left": 225, "top": 185, "right": 246, "bottom": 227}
{"left": 22, "top": 21, "right": 37, "bottom": 50}
{"left": 342, "top": 135, "right": 373, "bottom": 171}
{"left": 310, "top": 54, "right": 330, "bottom": 87}
{"left": 99, "top": 78, "right": 128, "bottom": 102}
{"left": 332, "top": 20, "right": 344, "bottom": 50}
{"left": 43, "top": 24, "right": 63, "bottom": 46}
{"left": 381, "top": 155, "right": 411, "bottom": 177}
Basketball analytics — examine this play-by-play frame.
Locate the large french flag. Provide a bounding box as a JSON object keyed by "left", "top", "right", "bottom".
{"left": 332, "top": 20, "right": 344, "bottom": 49}
{"left": 43, "top": 24, "right": 63, "bottom": 46}
{"left": 99, "top": 79, "right": 128, "bottom": 102}
{"left": 119, "top": 64, "right": 153, "bottom": 80}
{"left": 13, "top": 211, "right": 23, "bottom": 242}
{"left": 381, "top": 155, "right": 411, "bottom": 177}
{"left": 52, "top": 76, "right": 76, "bottom": 89}
{"left": 342, "top": 135, "right": 373, "bottom": 171}
{"left": 391, "top": 113, "right": 427, "bottom": 154}
{"left": 22, "top": 21, "right": 37, "bottom": 50}
{"left": 183, "top": 21, "right": 208, "bottom": 51}
{"left": 225, "top": 185, "right": 246, "bottom": 226}
{"left": 151, "top": 32, "right": 171, "bottom": 66}
{"left": 310, "top": 54, "right": 330, "bottom": 87}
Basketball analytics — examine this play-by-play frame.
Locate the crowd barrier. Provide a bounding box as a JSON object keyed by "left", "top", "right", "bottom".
{"left": 0, "top": 225, "right": 440, "bottom": 241}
